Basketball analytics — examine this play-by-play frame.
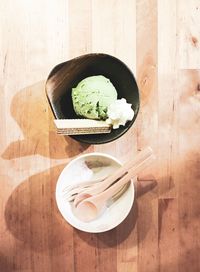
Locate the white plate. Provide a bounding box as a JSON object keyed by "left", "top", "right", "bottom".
{"left": 55, "top": 152, "right": 135, "bottom": 233}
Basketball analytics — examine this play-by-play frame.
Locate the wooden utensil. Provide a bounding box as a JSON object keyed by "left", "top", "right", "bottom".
{"left": 74, "top": 153, "right": 155, "bottom": 222}
{"left": 64, "top": 147, "right": 153, "bottom": 203}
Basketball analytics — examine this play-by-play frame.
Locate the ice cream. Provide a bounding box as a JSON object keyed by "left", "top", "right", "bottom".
{"left": 106, "top": 98, "right": 134, "bottom": 129}
{"left": 72, "top": 75, "right": 117, "bottom": 120}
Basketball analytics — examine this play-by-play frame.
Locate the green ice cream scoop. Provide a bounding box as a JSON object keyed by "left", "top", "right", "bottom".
{"left": 72, "top": 75, "right": 117, "bottom": 120}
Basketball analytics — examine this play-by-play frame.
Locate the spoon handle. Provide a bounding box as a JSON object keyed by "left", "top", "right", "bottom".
{"left": 90, "top": 153, "right": 155, "bottom": 205}
{"left": 83, "top": 147, "right": 153, "bottom": 195}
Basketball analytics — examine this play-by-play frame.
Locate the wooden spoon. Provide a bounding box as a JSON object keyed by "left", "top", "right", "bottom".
{"left": 74, "top": 153, "right": 155, "bottom": 222}
{"left": 73, "top": 147, "right": 153, "bottom": 206}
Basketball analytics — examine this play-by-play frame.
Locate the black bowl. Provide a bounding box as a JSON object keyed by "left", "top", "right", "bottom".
{"left": 45, "top": 53, "right": 140, "bottom": 144}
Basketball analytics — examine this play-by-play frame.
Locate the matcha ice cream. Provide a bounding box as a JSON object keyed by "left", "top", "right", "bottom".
{"left": 72, "top": 75, "right": 117, "bottom": 120}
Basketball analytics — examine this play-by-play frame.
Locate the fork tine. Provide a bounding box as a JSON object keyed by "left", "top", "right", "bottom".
{"left": 64, "top": 195, "right": 76, "bottom": 202}
{"left": 63, "top": 188, "right": 82, "bottom": 198}
{"left": 62, "top": 181, "right": 97, "bottom": 193}
{"left": 62, "top": 177, "right": 106, "bottom": 193}
{"left": 62, "top": 184, "right": 93, "bottom": 198}
{"left": 62, "top": 176, "right": 109, "bottom": 203}
{"left": 64, "top": 185, "right": 126, "bottom": 203}
{"left": 62, "top": 187, "right": 88, "bottom": 200}
{"left": 62, "top": 184, "right": 79, "bottom": 192}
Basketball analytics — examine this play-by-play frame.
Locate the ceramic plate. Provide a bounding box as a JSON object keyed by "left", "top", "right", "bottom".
{"left": 55, "top": 152, "right": 135, "bottom": 233}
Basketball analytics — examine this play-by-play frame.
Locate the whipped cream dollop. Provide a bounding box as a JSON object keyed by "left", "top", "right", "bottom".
{"left": 106, "top": 98, "right": 134, "bottom": 129}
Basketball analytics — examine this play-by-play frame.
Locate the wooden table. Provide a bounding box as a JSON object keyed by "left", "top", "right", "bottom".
{"left": 0, "top": 1, "right": 200, "bottom": 271}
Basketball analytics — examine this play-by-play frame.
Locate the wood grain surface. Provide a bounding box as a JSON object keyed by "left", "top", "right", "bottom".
{"left": 0, "top": 0, "right": 200, "bottom": 271}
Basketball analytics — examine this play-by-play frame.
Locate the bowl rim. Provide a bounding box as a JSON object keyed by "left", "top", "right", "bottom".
{"left": 55, "top": 152, "right": 135, "bottom": 233}
{"left": 45, "top": 52, "right": 140, "bottom": 145}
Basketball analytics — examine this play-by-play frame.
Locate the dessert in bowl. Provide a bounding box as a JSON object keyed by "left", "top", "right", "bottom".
{"left": 45, "top": 53, "right": 140, "bottom": 144}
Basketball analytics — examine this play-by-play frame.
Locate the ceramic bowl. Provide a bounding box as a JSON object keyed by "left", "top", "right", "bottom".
{"left": 55, "top": 152, "right": 135, "bottom": 233}
{"left": 46, "top": 53, "right": 140, "bottom": 144}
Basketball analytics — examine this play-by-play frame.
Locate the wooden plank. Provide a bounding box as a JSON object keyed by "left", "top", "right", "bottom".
{"left": 158, "top": 198, "right": 179, "bottom": 272}
{"left": 92, "top": 0, "right": 136, "bottom": 73}
{"left": 176, "top": 69, "right": 200, "bottom": 154}
{"left": 136, "top": 0, "right": 158, "bottom": 271}
{"left": 157, "top": 0, "right": 178, "bottom": 198}
{"left": 177, "top": 0, "right": 200, "bottom": 69}
{"left": 72, "top": 230, "right": 99, "bottom": 272}
{"left": 177, "top": 70, "right": 200, "bottom": 272}
{"left": 48, "top": 164, "right": 75, "bottom": 272}
{"left": 96, "top": 230, "right": 117, "bottom": 272}
{"left": 116, "top": 203, "right": 138, "bottom": 272}
{"left": 69, "top": 0, "right": 92, "bottom": 58}
{"left": 92, "top": 0, "right": 136, "bottom": 75}
{"left": 137, "top": 189, "right": 158, "bottom": 272}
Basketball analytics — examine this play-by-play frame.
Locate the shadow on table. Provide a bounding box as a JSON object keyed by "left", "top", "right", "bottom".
{"left": 3, "top": 168, "right": 179, "bottom": 272}
{"left": 1, "top": 81, "right": 89, "bottom": 160}
{"left": 4, "top": 172, "right": 159, "bottom": 253}
{"left": 0, "top": 252, "right": 15, "bottom": 272}
{"left": 76, "top": 178, "right": 159, "bottom": 248}
{"left": 4, "top": 164, "right": 73, "bottom": 253}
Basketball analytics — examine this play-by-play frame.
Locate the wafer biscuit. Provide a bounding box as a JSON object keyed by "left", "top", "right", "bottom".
{"left": 54, "top": 119, "right": 111, "bottom": 135}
